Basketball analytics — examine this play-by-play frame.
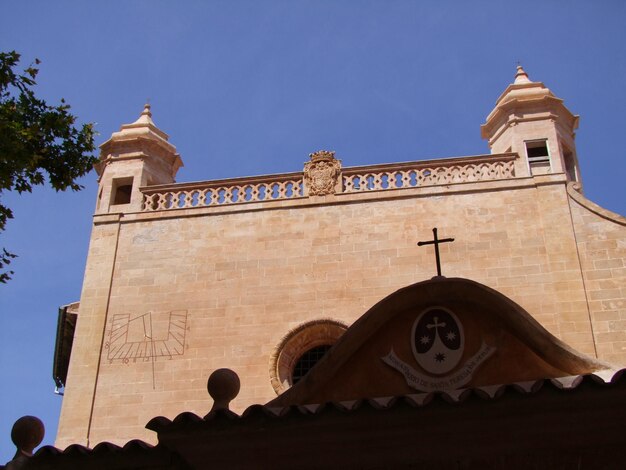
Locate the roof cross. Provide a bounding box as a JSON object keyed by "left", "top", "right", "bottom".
{"left": 417, "top": 228, "right": 455, "bottom": 277}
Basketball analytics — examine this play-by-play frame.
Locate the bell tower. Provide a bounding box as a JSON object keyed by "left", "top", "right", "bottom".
{"left": 95, "top": 104, "right": 183, "bottom": 213}
{"left": 481, "top": 66, "right": 580, "bottom": 181}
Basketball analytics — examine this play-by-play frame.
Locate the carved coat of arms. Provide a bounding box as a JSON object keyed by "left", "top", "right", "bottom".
{"left": 304, "top": 150, "right": 341, "bottom": 196}
{"left": 382, "top": 306, "right": 496, "bottom": 392}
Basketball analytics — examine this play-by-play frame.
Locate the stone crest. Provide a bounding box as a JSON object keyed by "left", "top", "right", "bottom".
{"left": 304, "top": 150, "right": 341, "bottom": 196}
{"left": 382, "top": 306, "right": 496, "bottom": 392}
{"left": 412, "top": 308, "right": 464, "bottom": 375}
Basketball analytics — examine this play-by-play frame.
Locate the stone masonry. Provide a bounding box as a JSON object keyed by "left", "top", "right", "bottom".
{"left": 55, "top": 67, "right": 626, "bottom": 448}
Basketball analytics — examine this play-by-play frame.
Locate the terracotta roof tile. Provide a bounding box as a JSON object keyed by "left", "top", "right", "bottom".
{"left": 35, "top": 368, "right": 626, "bottom": 458}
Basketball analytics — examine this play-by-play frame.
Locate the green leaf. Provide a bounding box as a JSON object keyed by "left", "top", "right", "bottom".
{"left": 0, "top": 50, "right": 97, "bottom": 283}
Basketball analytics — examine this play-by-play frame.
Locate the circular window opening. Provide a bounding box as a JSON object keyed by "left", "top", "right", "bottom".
{"left": 292, "top": 344, "right": 332, "bottom": 385}
{"left": 270, "top": 319, "right": 347, "bottom": 395}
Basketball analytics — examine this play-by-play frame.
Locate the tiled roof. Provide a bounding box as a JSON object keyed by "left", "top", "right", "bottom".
{"left": 33, "top": 367, "right": 624, "bottom": 460}
{"left": 147, "top": 368, "right": 625, "bottom": 432}
{"left": 25, "top": 368, "right": 625, "bottom": 469}
{"left": 35, "top": 439, "right": 155, "bottom": 457}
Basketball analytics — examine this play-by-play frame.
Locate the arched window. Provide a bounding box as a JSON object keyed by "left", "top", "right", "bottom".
{"left": 269, "top": 319, "right": 347, "bottom": 394}
{"left": 292, "top": 344, "right": 333, "bottom": 385}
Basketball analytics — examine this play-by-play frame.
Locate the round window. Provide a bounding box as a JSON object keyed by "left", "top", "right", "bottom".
{"left": 292, "top": 344, "right": 333, "bottom": 385}
{"left": 269, "top": 319, "right": 347, "bottom": 394}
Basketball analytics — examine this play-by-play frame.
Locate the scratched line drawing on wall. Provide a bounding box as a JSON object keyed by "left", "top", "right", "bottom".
{"left": 105, "top": 310, "right": 188, "bottom": 364}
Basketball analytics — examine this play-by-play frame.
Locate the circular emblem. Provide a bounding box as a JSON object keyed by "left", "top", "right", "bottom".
{"left": 411, "top": 307, "right": 464, "bottom": 375}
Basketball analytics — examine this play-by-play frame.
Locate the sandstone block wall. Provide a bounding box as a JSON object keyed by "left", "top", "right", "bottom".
{"left": 569, "top": 184, "right": 626, "bottom": 364}
{"left": 56, "top": 176, "right": 624, "bottom": 448}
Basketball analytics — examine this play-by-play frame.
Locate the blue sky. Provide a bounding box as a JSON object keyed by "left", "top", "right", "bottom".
{"left": 1, "top": 0, "right": 625, "bottom": 461}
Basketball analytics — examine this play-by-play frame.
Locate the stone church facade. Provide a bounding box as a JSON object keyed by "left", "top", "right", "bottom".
{"left": 55, "top": 67, "right": 625, "bottom": 448}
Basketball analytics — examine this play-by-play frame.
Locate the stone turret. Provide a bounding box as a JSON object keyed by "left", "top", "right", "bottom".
{"left": 95, "top": 104, "right": 183, "bottom": 213}
{"left": 481, "top": 66, "right": 580, "bottom": 181}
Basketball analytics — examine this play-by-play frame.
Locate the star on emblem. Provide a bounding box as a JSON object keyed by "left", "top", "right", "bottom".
{"left": 446, "top": 331, "right": 456, "bottom": 341}
{"left": 420, "top": 335, "right": 430, "bottom": 345}
{"left": 434, "top": 352, "right": 446, "bottom": 362}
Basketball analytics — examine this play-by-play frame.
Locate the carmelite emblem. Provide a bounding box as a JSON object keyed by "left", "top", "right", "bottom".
{"left": 382, "top": 306, "right": 495, "bottom": 392}
{"left": 412, "top": 308, "right": 464, "bottom": 375}
{"left": 304, "top": 150, "right": 341, "bottom": 196}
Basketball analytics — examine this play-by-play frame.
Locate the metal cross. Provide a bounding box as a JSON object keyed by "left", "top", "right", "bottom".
{"left": 417, "top": 228, "right": 455, "bottom": 277}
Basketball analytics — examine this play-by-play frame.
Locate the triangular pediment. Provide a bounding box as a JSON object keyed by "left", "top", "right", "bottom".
{"left": 269, "top": 277, "right": 607, "bottom": 406}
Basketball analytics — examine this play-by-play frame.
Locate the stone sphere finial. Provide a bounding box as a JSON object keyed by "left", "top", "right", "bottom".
{"left": 11, "top": 416, "right": 45, "bottom": 455}
{"left": 207, "top": 368, "right": 240, "bottom": 411}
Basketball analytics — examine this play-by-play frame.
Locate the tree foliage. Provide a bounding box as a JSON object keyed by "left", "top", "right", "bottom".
{"left": 0, "top": 51, "right": 97, "bottom": 282}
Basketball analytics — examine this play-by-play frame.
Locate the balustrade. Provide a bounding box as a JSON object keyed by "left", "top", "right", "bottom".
{"left": 140, "top": 154, "right": 516, "bottom": 212}
{"left": 142, "top": 175, "right": 304, "bottom": 211}
{"left": 342, "top": 156, "right": 515, "bottom": 193}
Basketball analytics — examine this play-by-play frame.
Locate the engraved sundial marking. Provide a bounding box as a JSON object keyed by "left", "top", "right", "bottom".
{"left": 105, "top": 310, "right": 188, "bottom": 365}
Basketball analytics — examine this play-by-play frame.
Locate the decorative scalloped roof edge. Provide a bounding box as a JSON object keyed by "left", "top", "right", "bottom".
{"left": 148, "top": 367, "right": 625, "bottom": 431}
{"left": 37, "top": 368, "right": 624, "bottom": 457}
{"left": 35, "top": 439, "right": 157, "bottom": 457}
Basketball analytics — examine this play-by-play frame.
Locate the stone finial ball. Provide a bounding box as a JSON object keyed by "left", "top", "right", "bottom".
{"left": 207, "top": 368, "right": 240, "bottom": 403}
{"left": 11, "top": 416, "right": 45, "bottom": 454}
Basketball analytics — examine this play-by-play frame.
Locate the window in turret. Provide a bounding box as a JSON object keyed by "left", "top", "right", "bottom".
{"left": 111, "top": 177, "right": 134, "bottom": 205}
{"left": 525, "top": 140, "right": 551, "bottom": 175}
